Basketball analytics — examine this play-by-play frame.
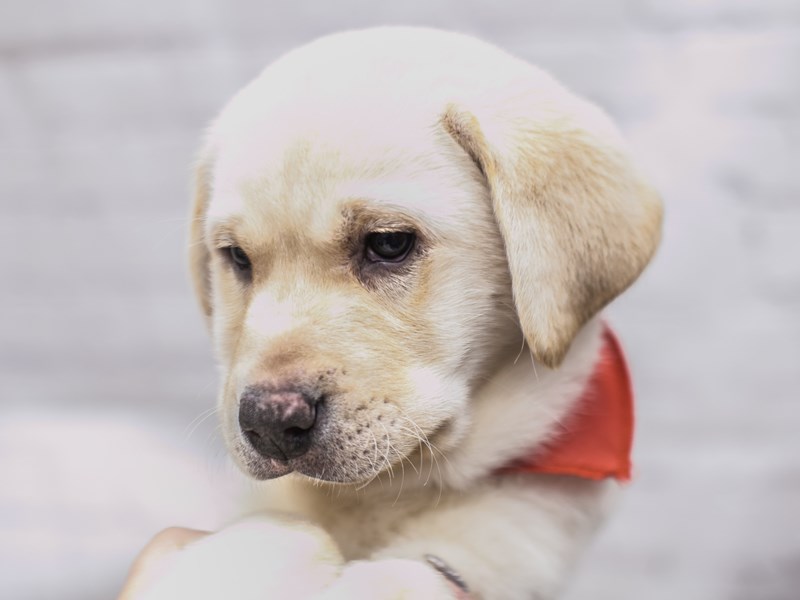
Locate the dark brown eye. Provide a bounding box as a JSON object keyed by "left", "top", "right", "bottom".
{"left": 365, "top": 232, "right": 415, "bottom": 262}
{"left": 228, "top": 246, "right": 251, "bottom": 271}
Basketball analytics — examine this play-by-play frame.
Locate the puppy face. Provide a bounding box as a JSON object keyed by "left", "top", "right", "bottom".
{"left": 204, "top": 133, "right": 515, "bottom": 482}
{"left": 190, "top": 28, "right": 662, "bottom": 484}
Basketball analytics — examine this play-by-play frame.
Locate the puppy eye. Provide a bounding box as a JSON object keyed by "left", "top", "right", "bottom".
{"left": 228, "top": 246, "right": 252, "bottom": 271}
{"left": 365, "top": 232, "right": 415, "bottom": 262}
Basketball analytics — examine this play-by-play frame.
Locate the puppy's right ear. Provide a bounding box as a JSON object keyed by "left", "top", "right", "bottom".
{"left": 188, "top": 147, "right": 214, "bottom": 326}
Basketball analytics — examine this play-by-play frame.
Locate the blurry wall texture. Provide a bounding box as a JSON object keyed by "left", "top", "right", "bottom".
{"left": 1, "top": 1, "right": 798, "bottom": 599}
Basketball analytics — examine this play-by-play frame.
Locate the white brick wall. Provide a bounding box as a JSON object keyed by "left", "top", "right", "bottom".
{"left": 1, "top": 1, "right": 798, "bottom": 598}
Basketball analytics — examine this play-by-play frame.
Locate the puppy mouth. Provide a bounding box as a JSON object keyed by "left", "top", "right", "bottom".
{"left": 236, "top": 440, "right": 378, "bottom": 483}
{"left": 236, "top": 432, "right": 338, "bottom": 482}
{"left": 241, "top": 452, "right": 295, "bottom": 480}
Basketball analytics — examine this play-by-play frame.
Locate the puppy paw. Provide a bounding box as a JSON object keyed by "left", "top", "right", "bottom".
{"left": 126, "top": 516, "right": 344, "bottom": 600}
{"left": 317, "top": 558, "right": 465, "bottom": 600}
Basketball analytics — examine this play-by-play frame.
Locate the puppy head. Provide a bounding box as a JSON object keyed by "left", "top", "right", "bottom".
{"left": 188, "top": 28, "right": 662, "bottom": 484}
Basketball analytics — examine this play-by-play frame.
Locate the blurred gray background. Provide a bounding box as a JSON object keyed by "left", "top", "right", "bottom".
{"left": 1, "top": 1, "right": 798, "bottom": 599}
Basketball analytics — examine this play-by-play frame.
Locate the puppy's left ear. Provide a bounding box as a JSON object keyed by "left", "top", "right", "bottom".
{"left": 188, "top": 145, "right": 215, "bottom": 326}
{"left": 442, "top": 96, "right": 662, "bottom": 368}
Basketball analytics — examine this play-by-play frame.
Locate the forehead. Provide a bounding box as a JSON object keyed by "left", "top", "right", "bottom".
{"left": 206, "top": 116, "right": 483, "bottom": 242}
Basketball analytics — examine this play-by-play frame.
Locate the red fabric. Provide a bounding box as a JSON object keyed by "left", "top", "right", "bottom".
{"left": 498, "top": 325, "right": 634, "bottom": 482}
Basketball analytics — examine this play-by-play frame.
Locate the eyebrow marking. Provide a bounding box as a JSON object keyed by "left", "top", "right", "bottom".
{"left": 338, "top": 199, "right": 435, "bottom": 240}
{"left": 208, "top": 219, "right": 242, "bottom": 249}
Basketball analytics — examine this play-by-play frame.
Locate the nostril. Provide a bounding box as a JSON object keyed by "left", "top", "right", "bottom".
{"left": 244, "top": 429, "right": 262, "bottom": 443}
{"left": 285, "top": 426, "right": 309, "bottom": 436}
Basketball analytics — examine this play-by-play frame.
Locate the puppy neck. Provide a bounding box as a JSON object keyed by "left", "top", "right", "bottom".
{"left": 438, "top": 317, "right": 606, "bottom": 490}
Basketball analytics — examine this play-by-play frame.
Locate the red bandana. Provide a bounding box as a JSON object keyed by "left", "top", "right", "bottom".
{"left": 498, "top": 325, "right": 634, "bottom": 482}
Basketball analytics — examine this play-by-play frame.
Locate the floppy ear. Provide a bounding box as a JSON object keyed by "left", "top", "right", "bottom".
{"left": 188, "top": 147, "right": 214, "bottom": 326}
{"left": 442, "top": 100, "right": 662, "bottom": 368}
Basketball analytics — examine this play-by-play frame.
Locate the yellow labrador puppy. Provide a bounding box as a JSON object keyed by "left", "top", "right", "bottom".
{"left": 133, "top": 27, "right": 662, "bottom": 600}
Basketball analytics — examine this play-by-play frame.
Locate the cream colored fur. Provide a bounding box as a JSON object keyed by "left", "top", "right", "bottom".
{"left": 177, "top": 27, "right": 661, "bottom": 600}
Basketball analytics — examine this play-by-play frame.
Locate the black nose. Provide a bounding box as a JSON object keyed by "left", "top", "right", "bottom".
{"left": 238, "top": 385, "right": 321, "bottom": 461}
